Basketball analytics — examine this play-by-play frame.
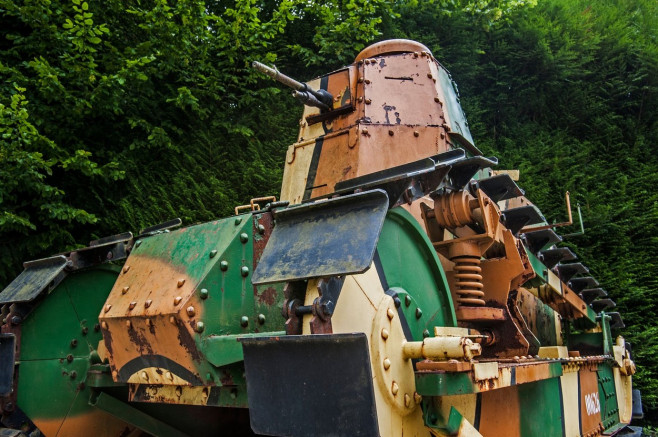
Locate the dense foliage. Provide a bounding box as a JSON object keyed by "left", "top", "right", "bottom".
{"left": 1, "top": 0, "right": 657, "bottom": 425}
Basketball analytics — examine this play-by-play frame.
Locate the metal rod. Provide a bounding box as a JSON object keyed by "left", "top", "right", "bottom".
{"left": 520, "top": 191, "right": 573, "bottom": 233}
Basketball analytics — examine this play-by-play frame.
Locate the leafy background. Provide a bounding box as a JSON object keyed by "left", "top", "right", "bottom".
{"left": 1, "top": 0, "right": 657, "bottom": 427}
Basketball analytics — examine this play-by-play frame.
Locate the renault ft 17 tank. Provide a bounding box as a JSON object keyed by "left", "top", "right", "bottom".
{"left": 0, "top": 39, "right": 642, "bottom": 437}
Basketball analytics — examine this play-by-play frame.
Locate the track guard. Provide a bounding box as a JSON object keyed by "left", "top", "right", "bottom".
{"left": 252, "top": 189, "right": 389, "bottom": 285}
{"left": 240, "top": 333, "right": 378, "bottom": 436}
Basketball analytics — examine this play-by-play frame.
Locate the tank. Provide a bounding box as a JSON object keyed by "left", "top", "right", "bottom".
{"left": 0, "top": 39, "right": 641, "bottom": 437}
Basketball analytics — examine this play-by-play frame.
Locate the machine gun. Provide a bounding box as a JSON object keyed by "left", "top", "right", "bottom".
{"left": 252, "top": 61, "right": 334, "bottom": 110}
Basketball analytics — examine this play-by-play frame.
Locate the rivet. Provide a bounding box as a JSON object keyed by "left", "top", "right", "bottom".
{"left": 365, "top": 79, "right": 371, "bottom": 84}
{"left": 209, "top": 249, "right": 218, "bottom": 258}
{"left": 414, "top": 131, "right": 420, "bottom": 137}
{"left": 357, "top": 96, "right": 363, "bottom": 103}
{"left": 101, "top": 321, "right": 107, "bottom": 330}
{"left": 177, "top": 279, "right": 186, "bottom": 288}
{"left": 123, "top": 265, "right": 130, "bottom": 273}
{"left": 169, "top": 316, "right": 176, "bottom": 324}
{"left": 176, "top": 386, "right": 182, "bottom": 396}
{"left": 187, "top": 306, "right": 196, "bottom": 317}
{"left": 365, "top": 98, "right": 372, "bottom": 104}
{"left": 427, "top": 73, "right": 433, "bottom": 79}
{"left": 199, "top": 288, "right": 209, "bottom": 299}
{"left": 94, "top": 323, "right": 101, "bottom": 332}
{"left": 415, "top": 308, "right": 423, "bottom": 319}
{"left": 104, "top": 304, "right": 112, "bottom": 313}
{"left": 141, "top": 371, "right": 148, "bottom": 381}
{"left": 241, "top": 266, "right": 249, "bottom": 277}
{"left": 388, "top": 130, "right": 394, "bottom": 136}
{"left": 70, "top": 371, "right": 77, "bottom": 380}
{"left": 391, "top": 382, "right": 399, "bottom": 396}
{"left": 174, "top": 296, "right": 182, "bottom": 305}
{"left": 81, "top": 326, "right": 88, "bottom": 336}
{"left": 129, "top": 301, "right": 137, "bottom": 310}
{"left": 122, "top": 286, "right": 130, "bottom": 294}
{"left": 362, "top": 128, "right": 368, "bottom": 135}
{"left": 404, "top": 393, "right": 411, "bottom": 407}
{"left": 381, "top": 329, "right": 389, "bottom": 340}
{"left": 220, "top": 260, "right": 229, "bottom": 271}
{"left": 257, "top": 314, "right": 266, "bottom": 325}
{"left": 66, "top": 354, "right": 74, "bottom": 362}
{"left": 258, "top": 224, "right": 265, "bottom": 234}
{"left": 144, "top": 299, "right": 152, "bottom": 308}
{"left": 126, "top": 320, "right": 132, "bottom": 329}
{"left": 414, "top": 392, "right": 422, "bottom": 404}
{"left": 405, "top": 295, "right": 412, "bottom": 306}
{"left": 234, "top": 217, "right": 242, "bottom": 225}
{"left": 423, "top": 329, "right": 430, "bottom": 338}
{"left": 393, "top": 297, "right": 401, "bottom": 308}
{"left": 70, "top": 339, "right": 78, "bottom": 348}
{"left": 413, "top": 52, "right": 419, "bottom": 57}
{"left": 146, "top": 318, "right": 152, "bottom": 327}
{"left": 358, "top": 77, "right": 364, "bottom": 83}
{"left": 434, "top": 97, "right": 440, "bottom": 102}
{"left": 166, "top": 371, "right": 174, "bottom": 381}
{"left": 240, "top": 316, "right": 249, "bottom": 327}
{"left": 387, "top": 308, "right": 395, "bottom": 320}
{"left": 196, "top": 321, "right": 205, "bottom": 333}
{"left": 383, "top": 358, "right": 391, "bottom": 370}
{"left": 440, "top": 132, "right": 445, "bottom": 139}
{"left": 240, "top": 233, "right": 249, "bottom": 243}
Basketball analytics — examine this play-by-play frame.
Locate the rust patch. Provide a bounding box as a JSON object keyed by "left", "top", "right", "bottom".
{"left": 220, "top": 370, "right": 235, "bottom": 386}
{"left": 127, "top": 325, "right": 154, "bottom": 355}
{"left": 176, "top": 322, "right": 202, "bottom": 362}
{"left": 257, "top": 286, "right": 278, "bottom": 306}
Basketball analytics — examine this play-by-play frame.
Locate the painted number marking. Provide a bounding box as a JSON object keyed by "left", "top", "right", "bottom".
{"left": 585, "top": 392, "right": 601, "bottom": 416}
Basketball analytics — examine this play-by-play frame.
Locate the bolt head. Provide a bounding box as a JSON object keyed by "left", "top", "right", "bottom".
{"left": 101, "top": 321, "right": 108, "bottom": 330}
{"left": 122, "top": 286, "right": 130, "bottom": 294}
{"left": 383, "top": 358, "right": 391, "bottom": 370}
{"left": 405, "top": 295, "right": 412, "bottom": 307}
{"left": 234, "top": 217, "right": 242, "bottom": 225}
{"left": 209, "top": 249, "right": 218, "bottom": 258}
{"left": 387, "top": 308, "right": 395, "bottom": 320}
{"left": 177, "top": 278, "right": 186, "bottom": 288}
{"left": 174, "top": 296, "right": 182, "bottom": 306}
{"left": 240, "top": 233, "right": 249, "bottom": 243}
{"left": 129, "top": 301, "right": 137, "bottom": 310}
{"left": 240, "top": 316, "right": 249, "bottom": 327}
{"left": 257, "top": 314, "right": 266, "bottom": 325}
{"left": 381, "top": 329, "right": 389, "bottom": 340}
{"left": 144, "top": 299, "right": 152, "bottom": 308}
{"left": 423, "top": 329, "right": 430, "bottom": 338}
{"left": 415, "top": 308, "right": 423, "bottom": 319}
{"left": 70, "top": 371, "right": 77, "bottom": 380}
{"left": 10, "top": 316, "right": 21, "bottom": 325}
{"left": 66, "top": 354, "right": 74, "bottom": 362}
{"left": 104, "top": 304, "right": 112, "bottom": 313}
{"left": 404, "top": 393, "right": 411, "bottom": 407}
{"left": 195, "top": 321, "right": 205, "bottom": 333}
{"left": 258, "top": 224, "right": 265, "bottom": 234}
{"left": 199, "top": 288, "right": 209, "bottom": 299}
{"left": 414, "top": 131, "right": 420, "bottom": 137}
{"left": 70, "top": 339, "right": 78, "bottom": 348}
{"left": 241, "top": 266, "right": 249, "bottom": 277}
{"left": 220, "top": 260, "right": 229, "bottom": 271}
{"left": 414, "top": 392, "right": 422, "bottom": 404}
{"left": 186, "top": 306, "right": 196, "bottom": 317}
{"left": 123, "top": 265, "right": 130, "bottom": 274}
{"left": 391, "top": 382, "right": 399, "bottom": 396}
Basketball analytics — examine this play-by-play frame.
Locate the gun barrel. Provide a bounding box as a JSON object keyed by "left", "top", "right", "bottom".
{"left": 252, "top": 61, "right": 305, "bottom": 92}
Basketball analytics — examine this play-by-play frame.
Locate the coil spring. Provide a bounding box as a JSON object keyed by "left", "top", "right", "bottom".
{"left": 453, "top": 256, "right": 485, "bottom": 306}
